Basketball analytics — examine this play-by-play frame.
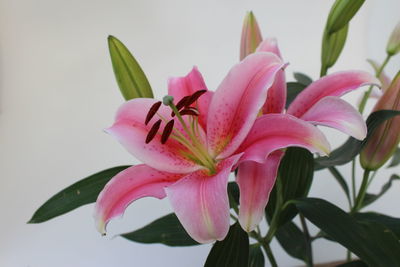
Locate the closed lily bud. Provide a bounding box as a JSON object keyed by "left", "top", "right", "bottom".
{"left": 326, "top": 0, "right": 365, "bottom": 33}
{"left": 387, "top": 22, "right": 400, "bottom": 56}
{"left": 240, "top": 11, "right": 262, "bottom": 60}
{"left": 361, "top": 71, "right": 400, "bottom": 170}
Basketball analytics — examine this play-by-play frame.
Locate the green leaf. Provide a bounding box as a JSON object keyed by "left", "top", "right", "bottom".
{"left": 321, "top": 24, "right": 349, "bottom": 75}
{"left": 285, "top": 82, "right": 306, "bottom": 109}
{"left": 275, "top": 222, "right": 308, "bottom": 262}
{"left": 327, "top": 166, "right": 351, "bottom": 204}
{"left": 388, "top": 147, "right": 400, "bottom": 167}
{"left": 266, "top": 148, "right": 314, "bottom": 226}
{"left": 248, "top": 244, "right": 264, "bottom": 267}
{"left": 108, "top": 35, "right": 154, "bottom": 100}
{"left": 228, "top": 181, "right": 240, "bottom": 206}
{"left": 326, "top": 0, "right": 365, "bottom": 33}
{"left": 293, "top": 72, "right": 313, "bottom": 86}
{"left": 204, "top": 223, "right": 249, "bottom": 267}
{"left": 28, "top": 166, "right": 130, "bottom": 223}
{"left": 121, "top": 213, "right": 199, "bottom": 246}
{"left": 355, "top": 212, "right": 400, "bottom": 239}
{"left": 315, "top": 110, "right": 400, "bottom": 169}
{"left": 294, "top": 198, "right": 400, "bottom": 267}
{"left": 362, "top": 174, "right": 400, "bottom": 208}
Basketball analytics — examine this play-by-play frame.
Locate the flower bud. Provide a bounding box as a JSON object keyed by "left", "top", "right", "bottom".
{"left": 387, "top": 22, "right": 400, "bottom": 56}
{"left": 361, "top": 71, "right": 400, "bottom": 170}
{"left": 240, "top": 11, "right": 262, "bottom": 60}
{"left": 326, "top": 0, "right": 365, "bottom": 33}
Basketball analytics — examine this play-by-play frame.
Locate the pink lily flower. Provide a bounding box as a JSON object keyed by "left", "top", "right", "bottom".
{"left": 94, "top": 52, "right": 333, "bottom": 243}
{"left": 236, "top": 38, "right": 379, "bottom": 232}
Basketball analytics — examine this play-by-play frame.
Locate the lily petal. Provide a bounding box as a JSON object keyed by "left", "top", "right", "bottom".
{"left": 262, "top": 69, "right": 287, "bottom": 114}
{"left": 94, "top": 165, "right": 182, "bottom": 234}
{"left": 287, "top": 71, "right": 380, "bottom": 118}
{"left": 237, "top": 114, "right": 330, "bottom": 163}
{"left": 168, "top": 67, "right": 213, "bottom": 129}
{"left": 302, "top": 96, "right": 367, "bottom": 140}
{"left": 237, "top": 151, "right": 284, "bottom": 232}
{"left": 256, "top": 38, "right": 283, "bottom": 58}
{"left": 107, "top": 98, "right": 203, "bottom": 173}
{"left": 207, "top": 52, "right": 286, "bottom": 159}
{"left": 256, "top": 38, "right": 287, "bottom": 114}
{"left": 165, "top": 154, "right": 241, "bottom": 243}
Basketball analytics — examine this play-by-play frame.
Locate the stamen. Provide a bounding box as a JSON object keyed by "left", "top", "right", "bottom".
{"left": 172, "top": 96, "right": 191, "bottom": 117}
{"left": 185, "top": 90, "right": 207, "bottom": 107}
{"left": 145, "top": 101, "right": 162, "bottom": 125}
{"left": 176, "top": 96, "right": 191, "bottom": 110}
{"left": 161, "top": 119, "right": 174, "bottom": 144}
{"left": 180, "top": 108, "right": 199, "bottom": 116}
{"left": 145, "top": 119, "right": 162, "bottom": 144}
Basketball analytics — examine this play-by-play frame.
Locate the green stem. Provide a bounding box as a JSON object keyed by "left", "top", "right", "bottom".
{"left": 249, "top": 231, "right": 278, "bottom": 267}
{"left": 299, "top": 214, "right": 313, "bottom": 267}
{"left": 352, "top": 170, "right": 370, "bottom": 213}
{"left": 358, "top": 54, "right": 391, "bottom": 114}
{"left": 264, "top": 177, "right": 283, "bottom": 243}
{"left": 351, "top": 159, "right": 356, "bottom": 205}
{"left": 261, "top": 241, "right": 278, "bottom": 267}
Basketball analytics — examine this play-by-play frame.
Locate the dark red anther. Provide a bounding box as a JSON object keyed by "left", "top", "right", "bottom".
{"left": 180, "top": 107, "right": 199, "bottom": 116}
{"left": 176, "top": 96, "right": 191, "bottom": 110}
{"left": 171, "top": 96, "right": 191, "bottom": 117}
{"left": 145, "top": 119, "right": 162, "bottom": 144}
{"left": 161, "top": 119, "right": 175, "bottom": 144}
{"left": 185, "top": 90, "right": 207, "bottom": 107}
{"left": 145, "top": 101, "right": 162, "bottom": 125}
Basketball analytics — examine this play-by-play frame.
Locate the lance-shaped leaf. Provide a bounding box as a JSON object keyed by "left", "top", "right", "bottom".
{"left": 293, "top": 72, "right": 313, "bottom": 86}
{"left": 315, "top": 110, "right": 400, "bottom": 169}
{"left": 204, "top": 223, "right": 249, "bottom": 267}
{"left": 328, "top": 166, "right": 351, "bottom": 205}
{"left": 121, "top": 213, "right": 199, "bottom": 246}
{"left": 28, "top": 166, "right": 130, "bottom": 223}
{"left": 108, "top": 35, "right": 154, "bottom": 100}
{"left": 326, "top": 0, "right": 365, "bottom": 33}
{"left": 293, "top": 198, "right": 400, "bottom": 267}
{"left": 354, "top": 212, "right": 400, "bottom": 239}
{"left": 285, "top": 82, "right": 307, "bottom": 109}
{"left": 275, "top": 222, "right": 308, "bottom": 262}
{"left": 248, "top": 244, "right": 264, "bottom": 267}
{"left": 362, "top": 174, "right": 400, "bottom": 208}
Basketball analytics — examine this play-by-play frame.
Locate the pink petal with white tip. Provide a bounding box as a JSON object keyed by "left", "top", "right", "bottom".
{"left": 302, "top": 96, "right": 367, "bottom": 140}
{"left": 165, "top": 154, "right": 241, "bottom": 243}
{"left": 237, "top": 114, "right": 330, "bottom": 164}
{"left": 94, "top": 165, "right": 183, "bottom": 234}
{"left": 237, "top": 151, "right": 284, "bottom": 232}
{"left": 287, "top": 71, "right": 380, "bottom": 118}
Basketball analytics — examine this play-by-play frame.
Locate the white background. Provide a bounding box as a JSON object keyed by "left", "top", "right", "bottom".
{"left": 1, "top": 0, "right": 400, "bottom": 266}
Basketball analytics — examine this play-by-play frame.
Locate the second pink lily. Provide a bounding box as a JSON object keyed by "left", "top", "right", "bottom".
{"left": 236, "top": 37, "right": 378, "bottom": 232}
